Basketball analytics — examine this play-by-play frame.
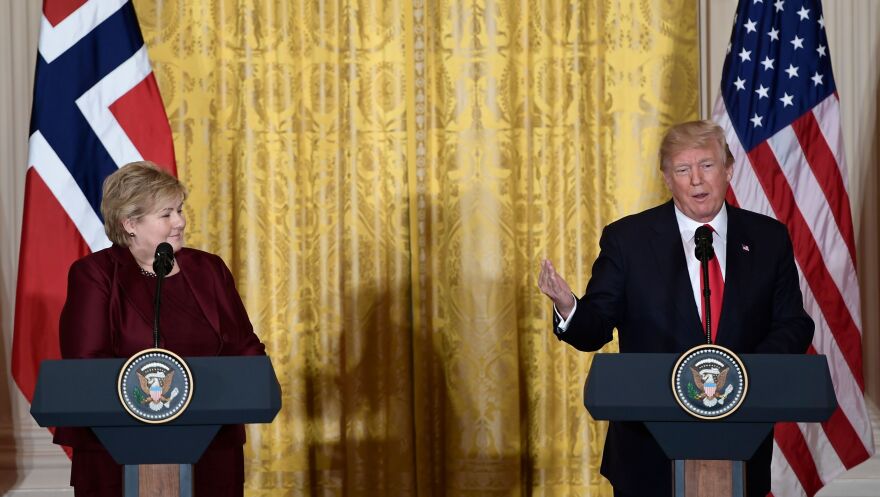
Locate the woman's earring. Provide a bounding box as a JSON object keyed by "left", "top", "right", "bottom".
{"left": 129, "top": 232, "right": 136, "bottom": 237}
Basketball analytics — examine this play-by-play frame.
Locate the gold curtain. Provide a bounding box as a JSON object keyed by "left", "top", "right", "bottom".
{"left": 134, "top": 1, "right": 698, "bottom": 495}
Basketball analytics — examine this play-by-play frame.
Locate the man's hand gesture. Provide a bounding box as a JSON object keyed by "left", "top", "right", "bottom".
{"left": 538, "top": 259, "right": 576, "bottom": 319}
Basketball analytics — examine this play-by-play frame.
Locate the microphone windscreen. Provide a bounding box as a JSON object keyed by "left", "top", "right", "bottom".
{"left": 695, "top": 225, "right": 713, "bottom": 245}
{"left": 155, "top": 242, "right": 174, "bottom": 258}
{"left": 694, "top": 226, "right": 716, "bottom": 260}
{"left": 153, "top": 242, "right": 175, "bottom": 276}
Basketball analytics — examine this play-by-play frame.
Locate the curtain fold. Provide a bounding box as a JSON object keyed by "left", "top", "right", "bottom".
{"left": 134, "top": 1, "right": 698, "bottom": 495}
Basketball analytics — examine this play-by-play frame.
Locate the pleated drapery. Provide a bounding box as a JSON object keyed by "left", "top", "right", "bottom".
{"left": 134, "top": 1, "right": 698, "bottom": 495}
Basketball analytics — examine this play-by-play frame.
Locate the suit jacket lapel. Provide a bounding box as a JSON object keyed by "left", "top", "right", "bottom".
{"left": 649, "top": 201, "right": 704, "bottom": 335}
{"left": 717, "top": 205, "right": 751, "bottom": 343}
{"left": 111, "top": 245, "right": 155, "bottom": 330}
{"left": 177, "top": 249, "right": 221, "bottom": 335}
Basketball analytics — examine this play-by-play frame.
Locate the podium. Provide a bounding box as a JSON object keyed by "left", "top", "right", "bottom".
{"left": 584, "top": 353, "right": 836, "bottom": 497}
{"left": 31, "top": 355, "right": 282, "bottom": 497}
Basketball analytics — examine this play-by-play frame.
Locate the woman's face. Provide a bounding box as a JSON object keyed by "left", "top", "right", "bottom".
{"left": 124, "top": 195, "right": 186, "bottom": 263}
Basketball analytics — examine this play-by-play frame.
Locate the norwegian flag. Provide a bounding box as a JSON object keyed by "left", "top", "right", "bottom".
{"left": 11, "top": 0, "right": 175, "bottom": 405}
{"left": 711, "top": 0, "right": 875, "bottom": 495}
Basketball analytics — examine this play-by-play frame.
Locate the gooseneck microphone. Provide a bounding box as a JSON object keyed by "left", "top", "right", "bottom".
{"left": 152, "top": 243, "right": 175, "bottom": 348}
{"left": 694, "top": 225, "right": 715, "bottom": 344}
{"left": 153, "top": 242, "right": 175, "bottom": 277}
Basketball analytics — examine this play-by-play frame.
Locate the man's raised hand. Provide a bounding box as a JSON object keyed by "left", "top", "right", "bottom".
{"left": 538, "top": 259, "right": 575, "bottom": 319}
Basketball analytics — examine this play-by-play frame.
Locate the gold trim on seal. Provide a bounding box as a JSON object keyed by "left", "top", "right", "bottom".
{"left": 671, "top": 344, "right": 749, "bottom": 420}
{"left": 117, "top": 348, "right": 194, "bottom": 424}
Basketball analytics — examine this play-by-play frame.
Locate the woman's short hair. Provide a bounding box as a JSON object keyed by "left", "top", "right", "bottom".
{"left": 101, "top": 161, "right": 186, "bottom": 247}
{"left": 659, "top": 120, "right": 734, "bottom": 170}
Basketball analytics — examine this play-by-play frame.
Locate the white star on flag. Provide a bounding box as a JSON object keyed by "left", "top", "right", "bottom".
{"left": 755, "top": 84, "right": 770, "bottom": 99}
{"left": 797, "top": 6, "right": 810, "bottom": 20}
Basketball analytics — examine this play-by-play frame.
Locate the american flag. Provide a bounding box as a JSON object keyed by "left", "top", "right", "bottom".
{"left": 11, "top": 0, "right": 175, "bottom": 406}
{"left": 711, "top": 0, "right": 875, "bottom": 495}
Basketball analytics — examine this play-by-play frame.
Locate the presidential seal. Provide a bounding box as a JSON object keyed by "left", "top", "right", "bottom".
{"left": 671, "top": 344, "right": 748, "bottom": 420}
{"left": 118, "top": 348, "right": 193, "bottom": 424}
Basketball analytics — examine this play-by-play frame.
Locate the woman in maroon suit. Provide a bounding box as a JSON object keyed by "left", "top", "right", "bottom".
{"left": 56, "top": 161, "right": 265, "bottom": 497}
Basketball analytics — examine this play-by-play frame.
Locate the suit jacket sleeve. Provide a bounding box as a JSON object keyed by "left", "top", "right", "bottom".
{"left": 216, "top": 257, "right": 266, "bottom": 356}
{"left": 554, "top": 224, "right": 625, "bottom": 351}
{"left": 59, "top": 256, "right": 116, "bottom": 359}
{"left": 55, "top": 255, "right": 118, "bottom": 448}
{"left": 755, "top": 223, "right": 814, "bottom": 353}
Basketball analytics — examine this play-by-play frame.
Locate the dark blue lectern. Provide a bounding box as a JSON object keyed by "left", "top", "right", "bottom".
{"left": 584, "top": 353, "right": 836, "bottom": 497}
{"left": 31, "top": 356, "right": 282, "bottom": 497}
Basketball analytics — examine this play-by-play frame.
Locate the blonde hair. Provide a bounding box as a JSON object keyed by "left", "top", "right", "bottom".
{"left": 101, "top": 161, "right": 186, "bottom": 246}
{"left": 659, "top": 120, "right": 734, "bottom": 170}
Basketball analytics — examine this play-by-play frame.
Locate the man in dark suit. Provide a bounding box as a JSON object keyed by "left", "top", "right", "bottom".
{"left": 538, "top": 120, "right": 814, "bottom": 497}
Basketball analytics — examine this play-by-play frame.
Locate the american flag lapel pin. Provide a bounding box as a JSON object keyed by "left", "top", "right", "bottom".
{"left": 742, "top": 243, "right": 750, "bottom": 252}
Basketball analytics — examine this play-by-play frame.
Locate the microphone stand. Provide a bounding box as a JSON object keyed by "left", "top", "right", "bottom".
{"left": 151, "top": 243, "right": 174, "bottom": 349}
{"left": 699, "top": 247, "right": 712, "bottom": 345}
{"left": 695, "top": 226, "right": 716, "bottom": 345}
{"left": 153, "top": 272, "right": 165, "bottom": 349}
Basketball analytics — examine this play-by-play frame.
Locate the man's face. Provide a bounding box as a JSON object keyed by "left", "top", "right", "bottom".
{"left": 662, "top": 145, "right": 733, "bottom": 223}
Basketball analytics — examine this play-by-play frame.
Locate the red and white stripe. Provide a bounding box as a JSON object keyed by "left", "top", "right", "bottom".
{"left": 28, "top": 131, "right": 110, "bottom": 252}
{"left": 713, "top": 96, "right": 874, "bottom": 496}
{"left": 75, "top": 44, "right": 153, "bottom": 166}
{"left": 39, "top": 0, "right": 128, "bottom": 63}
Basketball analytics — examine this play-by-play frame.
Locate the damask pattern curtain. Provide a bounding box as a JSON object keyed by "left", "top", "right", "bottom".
{"left": 134, "top": 1, "right": 698, "bottom": 495}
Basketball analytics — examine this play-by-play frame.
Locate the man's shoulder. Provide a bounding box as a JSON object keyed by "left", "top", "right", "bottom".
{"left": 605, "top": 201, "right": 673, "bottom": 234}
{"left": 728, "top": 204, "right": 788, "bottom": 236}
{"left": 605, "top": 202, "right": 787, "bottom": 234}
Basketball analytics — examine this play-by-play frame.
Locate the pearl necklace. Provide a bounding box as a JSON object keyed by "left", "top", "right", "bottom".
{"left": 139, "top": 266, "right": 157, "bottom": 278}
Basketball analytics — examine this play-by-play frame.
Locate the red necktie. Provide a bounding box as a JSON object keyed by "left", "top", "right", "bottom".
{"left": 699, "top": 225, "right": 724, "bottom": 342}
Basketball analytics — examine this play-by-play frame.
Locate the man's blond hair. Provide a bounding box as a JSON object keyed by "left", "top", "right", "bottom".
{"left": 659, "top": 120, "right": 734, "bottom": 170}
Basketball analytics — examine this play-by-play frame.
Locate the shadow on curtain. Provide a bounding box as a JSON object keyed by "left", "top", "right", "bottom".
{"left": 134, "top": 1, "right": 698, "bottom": 495}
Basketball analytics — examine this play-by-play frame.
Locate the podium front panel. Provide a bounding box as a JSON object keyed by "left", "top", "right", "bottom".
{"left": 645, "top": 421, "right": 772, "bottom": 460}
{"left": 32, "top": 356, "right": 282, "bottom": 427}
{"left": 94, "top": 425, "right": 221, "bottom": 465}
{"left": 585, "top": 353, "right": 836, "bottom": 423}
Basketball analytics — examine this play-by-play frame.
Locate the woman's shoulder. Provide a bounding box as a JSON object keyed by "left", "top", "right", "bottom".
{"left": 177, "top": 247, "right": 224, "bottom": 262}
{"left": 65, "top": 246, "right": 131, "bottom": 286}
{"left": 176, "top": 247, "right": 230, "bottom": 274}
{"left": 69, "top": 245, "right": 125, "bottom": 271}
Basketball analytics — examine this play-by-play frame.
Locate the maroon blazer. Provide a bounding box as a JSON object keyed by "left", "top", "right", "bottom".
{"left": 54, "top": 244, "right": 265, "bottom": 448}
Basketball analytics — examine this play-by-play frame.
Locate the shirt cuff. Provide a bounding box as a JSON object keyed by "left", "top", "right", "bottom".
{"left": 554, "top": 295, "right": 577, "bottom": 332}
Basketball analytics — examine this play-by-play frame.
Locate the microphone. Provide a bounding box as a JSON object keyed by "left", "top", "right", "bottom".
{"left": 151, "top": 242, "right": 174, "bottom": 348}
{"left": 694, "top": 225, "right": 715, "bottom": 344}
{"left": 694, "top": 225, "right": 715, "bottom": 261}
{"left": 152, "top": 242, "right": 175, "bottom": 278}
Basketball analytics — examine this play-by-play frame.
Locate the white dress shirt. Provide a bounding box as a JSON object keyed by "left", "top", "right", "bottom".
{"left": 556, "top": 204, "right": 728, "bottom": 331}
